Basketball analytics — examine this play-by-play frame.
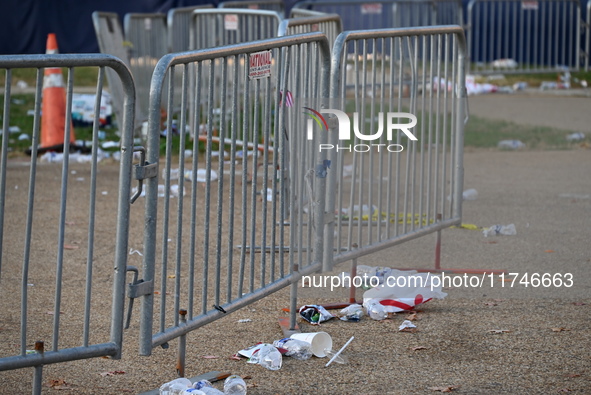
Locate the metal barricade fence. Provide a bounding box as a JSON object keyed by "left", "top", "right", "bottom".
{"left": 190, "top": 9, "right": 284, "bottom": 50}
{"left": 292, "top": 0, "right": 464, "bottom": 31}
{"left": 321, "top": 25, "right": 467, "bottom": 272}
{"left": 92, "top": 12, "right": 147, "bottom": 132}
{"left": 0, "top": 54, "right": 136, "bottom": 393}
{"left": 135, "top": 33, "right": 331, "bottom": 358}
{"left": 219, "top": 0, "right": 286, "bottom": 16}
{"left": 277, "top": 13, "right": 343, "bottom": 49}
{"left": 124, "top": 13, "right": 170, "bottom": 115}
{"left": 289, "top": 8, "right": 331, "bottom": 18}
{"left": 467, "top": 0, "right": 582, "bottom": 74}
{"left": 167, "top": 5, "right": 214, "bottom": 53}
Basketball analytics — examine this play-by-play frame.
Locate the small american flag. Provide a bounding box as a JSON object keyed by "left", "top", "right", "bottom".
{"left": 280, "top": 90, "right": 293, "bottom": 107}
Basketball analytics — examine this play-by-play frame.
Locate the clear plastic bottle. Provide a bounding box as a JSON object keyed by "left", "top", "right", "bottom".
{"left": 339, "top": 303, "right": 364, "bottom": 322}
{"left": 364, "top": 299, "right": 387, "bottom": 320}
{"left": 159, "top": 377, "right": 192, "bottom": 395}
{"left": 223, "top": 375, "right": 247, "bottom": 395}
{"left": 196, "top": 387, "right": 223, "bottom": 395}
{"left": 192, "top": 380, "right": 224, "bottom": 394}
{"left": 248, "top": 343, "right": 282, "bottom": 370}
{"left": 272, "top": 338, "right": 313, "bottom": 360}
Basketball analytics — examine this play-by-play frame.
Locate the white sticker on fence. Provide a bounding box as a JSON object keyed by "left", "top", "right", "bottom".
{"left": 224, "top": 14, "right": 238, "bottom": 30}
{"left": 521, "top": 1, "right": 539, "bottom": 10}
{"left": 249, "top": 50, "right": 272, "bottom": 80}
{"left": 361, "top": 3, "right": 382, "bottom": 14}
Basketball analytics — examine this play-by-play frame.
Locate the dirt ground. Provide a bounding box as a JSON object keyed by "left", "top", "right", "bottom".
{"left": 0, "top": 90, "right": 590, "bottom": 394}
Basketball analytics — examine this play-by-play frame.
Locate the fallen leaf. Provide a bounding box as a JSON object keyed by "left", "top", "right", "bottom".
{"left": 483, "top": 240, "right": 498, "bottom": 244}
{"left": 47, "top": 379, "right": 72, "bottom": 390}
{"left": 167, "top": 274, "right": 176, "bottom": 279}
{"left": 406, "top": 312, "right": 418, "bottom": 321}
{"left": 545, "top": 249, "right": 555, "bottom": 253}
{"left": 246, "top": 383, "right": 259, "bottom": 388}
{"left": 47, "top": 379, "right": 67, "bottom": 387}
{"left": 64, "top": 244, "right": 79, "bottom": 250}
{"left": 400, "top": 327, "right": 419, "bottom": 333}
{"left": 412, "top": 346, "right": 428, "bottom": 351}
{"left": 488, "top": 329, "right": 512, "bottom": 334}
{"left": 242, "top": 375, "right": 252, "bottom": 380}
{"left": 484, "top": 302, "right": 498, "bottom": 306}
{"left": 558, "top": 389, "right": 573, "bottom": 392}
{"left": 564, "top": 374, "right": 581, "bottom": 378}
{"left": 99, "top": 370, "right": 126, "bottom": 377}
{"left": 551, "top": 327, "right": 571, "bottom": 332}
{"left": 430, "top": 386, "right": 459, "bottom": 392}
{"left": 201, "top": 355, "right": 219, "bottom": 359}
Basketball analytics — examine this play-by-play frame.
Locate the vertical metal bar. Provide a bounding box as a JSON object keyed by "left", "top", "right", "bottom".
{"left": 238, "top": 58, "right": 250, "bottom": 299}
{"left": 455, "top": 30, "right": 466, "bottom": 222}
{"left": 449, "top": 34, "right": 458, "bottom": 217}
{"left": 426, "top": 35, "right": 434, "bottom": 229}
{"left": 159, "top": 68, "right": 175, "bottom": 331}
{"left": 52, "top": 67, "right": 75, "bottom": 352}
{"left": 227, "top": 56, "right": 239, "bottom": 303}
{"left": 19, "top": 70, "right": 41, "bottom": 357}
{"left": 367, "top": 37, "right": 376, "bottom": 245}
{"left": 202, "top": 61, "right": 215, "bottom": 313}
{"left": 0, "top": 69, "right": 12, "bottom": 280}
{"left": 188, "top": 61, "right": 202, "bottom": 318}
{"left": 248, "top": 80, "right": 260, "bottom": 293}
{"left": 386, "top": 36, "right": 394, "bottom": 238}
{"left": 418, "top": 35, "right": 427, "bottom": 233}
{"left": 112, "top": 58, "right": 136, "bottom": 359}
{"left": 32, "top": 341, "right": 44, "bottom": 395}
{"left": 174, "top": 65, "right": 186, "bottom": 324}
{"left": 83, "top": 67, "right": 105, "bottom": 347}
{"left": 394, "top": 36, "right": 403, "bottom": 236}
{"left": 441, "top": 34, "right": 449, "bottom": 220}
{"left": 215, "top": 58, "right": 228, "bottom": 307}
{"left": 176, "top": 310, "right": 187, "bottom": 377}
{"left": 409, "top": 35, "right": 418, "bottom": 232}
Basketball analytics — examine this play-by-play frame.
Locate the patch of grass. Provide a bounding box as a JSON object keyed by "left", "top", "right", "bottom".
{"left": 1, "top": 67, "right": 102, "bottom": 89}
{"left": 464, "top": 114, "right": 586, "bottom": 149}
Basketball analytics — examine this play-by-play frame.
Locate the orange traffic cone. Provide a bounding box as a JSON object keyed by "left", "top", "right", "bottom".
{"left": 40, "top": 33, "right": 76, "bottom": 151}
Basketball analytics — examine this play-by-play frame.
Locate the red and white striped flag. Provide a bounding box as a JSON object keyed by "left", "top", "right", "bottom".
{"left": 280, "top": 90, "right": 293, "bottom": 107}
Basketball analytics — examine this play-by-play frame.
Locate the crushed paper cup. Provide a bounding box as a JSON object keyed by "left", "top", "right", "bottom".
{"left": 290, "top": 332, "right": 332, "bottom": 357}
{"left": 399, "top": 320, "right": 417, "bottom": 331}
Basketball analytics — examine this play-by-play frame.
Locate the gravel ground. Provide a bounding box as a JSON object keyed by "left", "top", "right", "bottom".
{"left": 0, "top": 92, "right": 590, "bottom": 394}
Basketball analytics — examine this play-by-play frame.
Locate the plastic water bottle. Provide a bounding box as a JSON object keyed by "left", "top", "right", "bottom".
{"left": 248, "top": 344, "right": 282, "bottom": 370}
{"left": 272, "top": 338, "right": 313, "bottom": 360}
{"left": 159, "top": 377, "right": 192, "bottom": 395}
{"left": 192, "top": 380, "right": 223, "bottom": 394}
{"left": 365, "top": 299, "right": 387, "bottom": 321}
{"left": 196, "top": 387, "right": 223, "bottom": 394}
{"left": 223, "top": 375, "right": 247, "bottom": 395}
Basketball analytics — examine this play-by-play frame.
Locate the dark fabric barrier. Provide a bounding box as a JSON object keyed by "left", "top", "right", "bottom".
{"left": 1, "top": 0, "right": 217, "bottom": 55}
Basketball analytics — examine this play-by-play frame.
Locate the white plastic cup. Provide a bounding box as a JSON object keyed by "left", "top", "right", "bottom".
{"left": 289, "top": 332, "right": 332, "bottom": 357}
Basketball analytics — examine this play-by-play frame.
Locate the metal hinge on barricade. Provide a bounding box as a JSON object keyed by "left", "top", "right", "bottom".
{"left": 130, "top": 146, "right": 158, "bottom": 204}
{"left": 125, "top": 266, "right": 154, "bottom": 329}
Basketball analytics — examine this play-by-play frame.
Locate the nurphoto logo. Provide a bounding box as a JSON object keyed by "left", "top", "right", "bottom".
{"left": 303, "top": 107, "right": 418, "bottom": 152}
